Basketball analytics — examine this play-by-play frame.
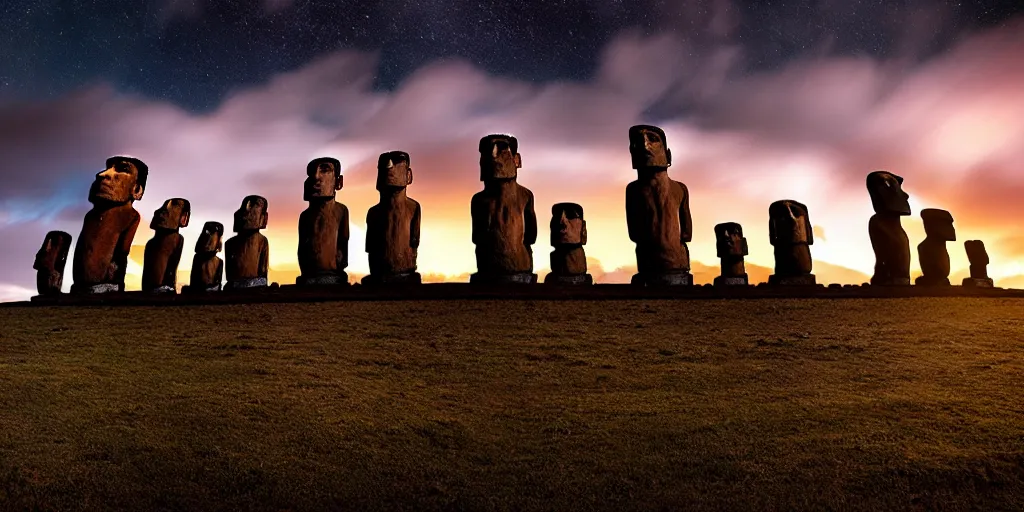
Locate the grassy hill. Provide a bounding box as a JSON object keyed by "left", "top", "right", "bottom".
{"left": 1, "top": 298, "right": 1023, "bottom": 510}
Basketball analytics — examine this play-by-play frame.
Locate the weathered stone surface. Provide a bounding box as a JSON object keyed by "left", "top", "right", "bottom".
{"left": 72, "top": 156, "right": 148, "bottom": 294}
{"left": 867, "top": 170, "right": 912, "bottom": 286}
{"left": 962, "top": 240, "right": 994, "bottom": 287}
{"left": 916, "top": 208, "right": 955, "bottom": 286}
{"left": 142, "top": 198, "right": 190, "bottom": 293}
{"left": 632, "top": 271, "right": 692, "bottom": 286}
{"left": 298, "top": 157, "right": 349, "bottom": 286}
{"left": 715, "top": 222, "right": 748, "bottom": 286}
{"left": 471, "top": 134, "right": 537, "bottom": 284}
{"left": 546, "top": 203, "right": 591, "bottom": 285}
{"left": 33, "top": 231, "right": 72, "bottom": 296}
{"left": 365, "top": 151, "right": 421, "bottom": 285}
{"left": 185, "top": 221, "right": 224, "bottom": 293}
{"left": 768, "top": 200, "right": 815, "bottom": 285}
{"left": 225, "top": 195, "right": 269, "bottom": 289}
{"left": 626, "top": 125, "right": 692, "bottom": 286}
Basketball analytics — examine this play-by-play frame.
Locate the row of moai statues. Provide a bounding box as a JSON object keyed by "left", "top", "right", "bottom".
{"left": 33, "top": 127, "right": 996, "bottom": 296}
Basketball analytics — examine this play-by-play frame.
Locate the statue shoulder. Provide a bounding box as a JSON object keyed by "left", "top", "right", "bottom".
{"left": 518, "top": 183, "right": 535, "bottom": 201}
{"left": 407, "top": 197, "right": 421, "bottom": 210}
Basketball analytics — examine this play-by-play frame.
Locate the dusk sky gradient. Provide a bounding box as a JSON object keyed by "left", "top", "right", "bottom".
{"left": 2, "top": 0, "right": 1024, "bottom": 300}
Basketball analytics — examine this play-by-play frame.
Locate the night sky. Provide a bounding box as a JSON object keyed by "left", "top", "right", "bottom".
{"left": 2, "top": 0, "right": 1024, "bottom": 299}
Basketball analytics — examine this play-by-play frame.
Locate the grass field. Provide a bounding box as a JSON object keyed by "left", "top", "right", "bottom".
{"left": 1, "top": 298, "right": 1023, "bottom": 510}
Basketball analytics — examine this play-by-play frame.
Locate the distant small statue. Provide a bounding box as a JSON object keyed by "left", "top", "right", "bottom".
{"left": 867, "top": 171, "right": 912, "bottom": 286}
{"left": 225, "top": 195, "right": 270, "bottom": 289}
{"left": 768, "top": 200, "right": 816, "bottom": 285}
{"left": 33, "top": 231, "right": 72, "bottom": 296}
{"left": 297, "top": 157, "right": 349, "bottom": 286}
{"left": 544, "top": 203, "right": 592, "bottom": 285}
{"left": 625, "top": 125, "right": 692, "bottom": 286}
{"left": 470, "top": 134, "right": 538, "bottom": 284}
{"left": 713, "top": 223, "right": 748, "bottom": 286}
{"left": 962, "top": 240, "right": 994, "bottom": 288}
{"left": 184, "top": 221, "right": 225, "bottom": 293}
{"left": 142, "top": 198, "right": 190, "bottom": 293}
{"left": 916, "top": 209, "right": 955, "bottom": 286}
{"left": 363, "top": 151, "right": 421, "bottom": 285}
{"left": 72, "top": 156, "right": 148, "bottom": 294}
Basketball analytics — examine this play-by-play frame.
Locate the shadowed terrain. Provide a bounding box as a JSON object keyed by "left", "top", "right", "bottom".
{"left": 1, "top": 299, "right": 1023, "bottom": 510}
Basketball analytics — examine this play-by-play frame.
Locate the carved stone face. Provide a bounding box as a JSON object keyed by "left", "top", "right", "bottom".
{"left": 196, "top": 221, "right": 224, "bottom": 253}
{"left": 715, "top": 223, "right": 748, "bottom": 258}
{"left": 88, "top": 157, "right": 146, "bottom": 205}
{"left": 150, "top": 198, "right": 191, "bottom": 230}
{"left": 550, "top": 203, "right": 586, "bottom": 246}
{"left": 304, "top": 158, "right": 342, "bottom": 201}
{"left": 629, "top": 125, "right": 671, "bottom": 170}
{"left": 33, "top": 231, "right": 71, "bottom": 271}
{"left": 770, "top": 200, "right": 813, "bottom": 245}
{"left": 867, "top": 171, "right": 911, "bottom": 216}
{"left": 921, "top": 209, "right": 956, "bottom": 241}
{"left": 377, "top": 152, "right": 413, "bottom": 190}
{"left": 233, "top": 195, "right": 268, "bottom": 232}
{"left": 479, "top": 135, "right": 521, "bottom": 181}
{"left": 964, "top": 240, "right": 989, "bottom": 266}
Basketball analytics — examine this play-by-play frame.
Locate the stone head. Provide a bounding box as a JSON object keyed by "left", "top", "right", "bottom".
{"left": 921, "top": 208, "right": 955, "bottom": 241}
{"left": 303, "top": 157, "right": 342, "bottom": 201}
{"left": 233, "top": 195, "right": 268, "bottom": 232}
{"left": 150, "top": 198, "right": 191, "bottom": 231}
{"left": 550, "top": 203, "right": 586, "bottom": 246}
{"left": 629, "top": 125, "right": 671, "bottom": 170}
{"left": 33, "top": 231, "right": 72, "bottom": 272}
{"left": 88, "top": 156, "right": 148, "bottom": 205}
{"left": 867, "top": 171, "right": 911, "bottom": 216}
{"left": 479, "top": 134, "right": 521, "bottom": 181}
{"left": 769, "top": 200, "right": 813, "bottom": 246}
{"left": 377, "top": 151, "right": 413, "bottom": 190}
{"left": 964, "top": 240, "right": 989, "bottom": 266}
{"left": 196, "top": 221, "right": 224, "bottom": 253}
{"left": 715, "top": 222, "right": 748, "bottom": 258}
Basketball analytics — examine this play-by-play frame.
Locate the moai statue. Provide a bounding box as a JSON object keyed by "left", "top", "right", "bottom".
{"left": 962, "top": 240, "right": 994, "bottom": 288}
{"left": 33, "top": 231, "right": 72, "bottom": 296}
{"left": 184, "top": 222, "right": 224, "bottom": 293}
{"left": 625, "top": 125, "right": 692, "bottom": 286}
{"left": 363, "top": 151, "right": 421, "bottom": 285}
{"left": 225, "top": 195, "right": 270, "bottom": 290}
{"left": 867, "top": 170, "right": 912, "bottom": 286}
{"left": 470, "top": 134, "right": 538, "bottom": 284}
{"left": 916, "top": 208, "right": 955, "bottom": 286}
{"left": 713, "top": 223, "right": 748, "bottom": 286}
{"left": 544, "top": 203, "right": 592, "bottom": 285}
{"left": 297, "top": 157, "right": 349, "bottom": 286}
{"left": 142, "top": 198, "right": 190, "bottom": 293}
{"left": 72, "top": 156, "right": 148, "bottom": 294}
{"left": 768, "top": 200, "right": 816, "bottom": 285}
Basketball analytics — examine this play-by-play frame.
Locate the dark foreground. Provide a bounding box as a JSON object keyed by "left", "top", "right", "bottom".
{"left": 1, "top": 299, "right": 1023, "bottom": 510}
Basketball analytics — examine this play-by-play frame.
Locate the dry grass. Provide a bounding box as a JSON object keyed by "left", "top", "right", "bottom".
{"left": 1, "top": 298, "right": 1023, "bottom": 511}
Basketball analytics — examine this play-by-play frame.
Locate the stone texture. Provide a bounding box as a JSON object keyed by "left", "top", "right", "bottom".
{"left": 142, "top": 198, "right": 190, "bottom": 293}
{"left": 715, "top": 222, "right": 748, "bottom": 286}
{"left": 962, "top": 240, "right": 994, "bottom": 287}
{"left": 626, "top": 125, "right": 692, "bottom": 286}
{"left": 185, "top": 221, "right": 224, "bottom": 293}
{"left": 298, "top": 158, "right": 350, "bottom": 286}
{"left": 471, "top": 134, "right": 537, "bottom": 284}
{"left": 769, "top": 200, "right": 815, "bottom": 285}
{"left": 916, "top": 208, "right": 955, "bottom": 286}
{"left": 72, "top": 156, "right": 148, "bottom": 294}
{"left": 364, "top": 151, "right": 421, "bottom": 285}
{"left": 867, "top": 171, "right": 912, "bottom": 286}
{"left": 33, "top": 231, "right": 72, "bottom": 296}
{"left": 225, "top": 195, "right": 270, "bottom": 290}
{"left": 545, "top": 203, "right": 591, "bottom": 285}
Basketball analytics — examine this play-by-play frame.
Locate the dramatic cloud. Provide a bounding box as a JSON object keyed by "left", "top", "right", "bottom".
{"left": 1, "top": 16, "right": 1023, "bottom": 301}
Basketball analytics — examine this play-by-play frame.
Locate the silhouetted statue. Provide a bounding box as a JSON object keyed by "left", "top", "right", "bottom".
{"left": 184, "top": 221, "right": 224, "bottom": 293}
{"left": 72, "top": 156, "right": 148, "bottom": 294}
{"left": 544, "top": 203, "right": 592, "bottom": 285}
{"left": 962, "top": 240, "right": 994, "bottom": 288}
{"left": 297, "top": 157, "right": 349, "bottom": 286}
{"left": 142, "top": 198, "right": 190, "bottom": 293}
{"left": 363, "top": 151, "right": 421, "bottom": 285}
{"left": 867, "top": 170, "right": 911, "bottom": 286}
{"left": 625, "top": 125, "right": 692, "bottom": 286}
{"left": 916, "top": 209, "right": 955, "bottom": 286}
{"left": 714, "top": 223, "right": 748, "bottom": 286}
{"left": 225, "top": 195, "right": 269, "bottom": 289}
{"left": 33, "top": 231, "right": 72, "bottom": 296}
{"left": 768, "top": 200, "right": 815, "bottom": 285}
{"left": 471, "top": 134, "right": 538, "bottom": 284}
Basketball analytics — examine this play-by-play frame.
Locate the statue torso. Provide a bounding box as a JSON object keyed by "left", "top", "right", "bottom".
{"left": 367, "top": 196, "right": 419, "bottom": 274}
{"left": 298, "top": 200, "right": 348, "bottom": 275}
{"left": 73, "top": 204, "right": 140, "bottom": 285}
{"left": 226, "top": 232, "right": 269, "bottom": 280}
{"left": 627, "top": 177, "right": 688, "bottom": 272}
{"left": 142, "top": 232, "right": 183, "bottom": 290}
{"left": 473, "top": 182, "right": 534, "bottom": 273}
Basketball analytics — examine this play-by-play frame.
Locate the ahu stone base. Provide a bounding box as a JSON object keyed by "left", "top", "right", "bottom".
{"left": 768, "top": 274, "right": 816, "bottom": 286}
{"left": 225, "top": 277, "right": 269, "bottom": 290}
{"left": 361, "top": 272, "right": 422, "bottom": 286}
{"left": 915, "top": 276, "right": 951, "bottom": 286}
{"left": 714, "top": 275, "right": 749, "bottom": 286}
{"left": 871, "top": 277, "right": 912, "bottom": 286}
{"left": 296, "top": 273, "right": 350, "bottom": 286}
{"left": 962, "top": 277, "right": 995, "bottom": 288}
{"left": 470, "top": 272, "right": 538, "bottom": 285}
{"left": 631, "top": 272, "right": 693, "bottom": 287}
{"left": 544, "top": 273, "right": 593, "bottom": 285}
